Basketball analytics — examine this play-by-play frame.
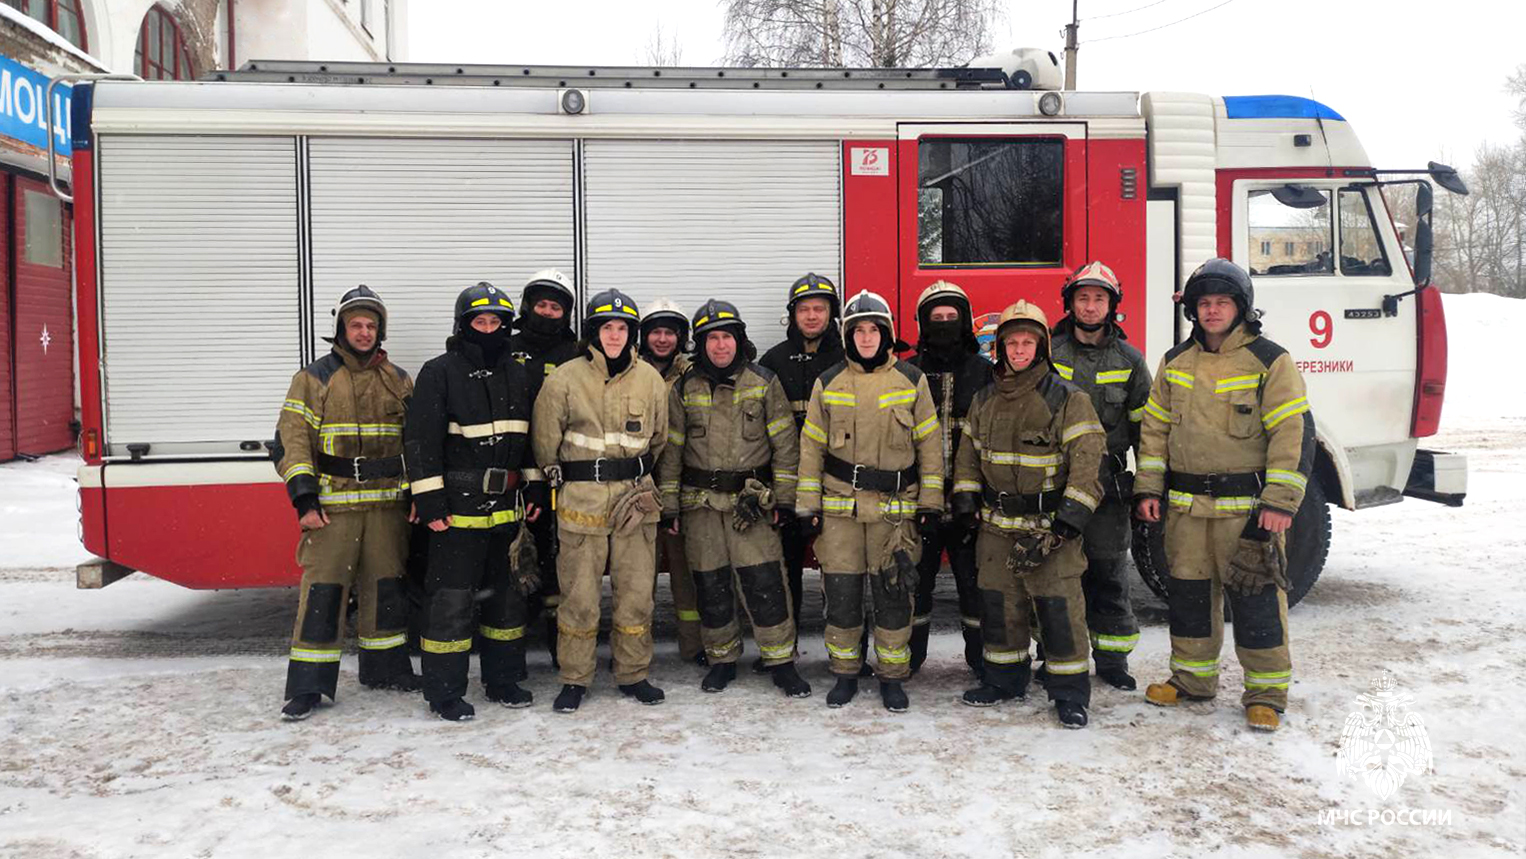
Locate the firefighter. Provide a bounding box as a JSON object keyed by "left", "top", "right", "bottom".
{"left": 1048, "top": 261, "right": 1153, "bottom": 690}
{"left": 906, "top": 281, "right": 992, "bottom": 677}
{"left": 274, "top": 285, "right": 418, "bottom": 721}
{"left": 508, "top": 269, "right": 581, "bottom": 667}
{"left": 403, "top": 282, "right": 540, "bottom": 722}
{"left": 759, "top": 272, "right": 843, "bottom": 663}
{"left": 532, "top": 289, "right": 670, "bottom": 713}
{"left": 797, "top": 290, "right": 943, "bottom": 712}
{"left": 640, "top": 299, "right": 704, "bottom": 666}
{"left": 1135, "top": 258, "right": 1314, "bottom": 733}
{"left": 657, "top": 300, "right": 812, "bottom": 698}
{"left": 952, "top": 300, "right": 1104, "bottom": 729}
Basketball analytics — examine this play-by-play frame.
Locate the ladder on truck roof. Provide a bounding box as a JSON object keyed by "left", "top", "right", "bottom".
{"left": 209, "top": 59, "right": 1025, "bottom": 91}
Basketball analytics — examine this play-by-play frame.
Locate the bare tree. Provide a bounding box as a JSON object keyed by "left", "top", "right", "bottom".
{"left": 642, "top": 22, "right": 685, "bottom": 67}
{"left": 722, "top": 0, "right": 1004, "bottom": 68}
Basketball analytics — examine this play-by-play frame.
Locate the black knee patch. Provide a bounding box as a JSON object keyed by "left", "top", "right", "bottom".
{"left": 1227, "top": 587, "right": 1285, "bottom": 649}
{"left": 870, "top": 574, "right": 913, "bottom": 629}
{"left": 979, "top": 588, "right": 1007, "bottom": 646}
{"left": 1168, "top": 576, "right": 1214, "bottom": 639}
{"left": 299, "top": 583, "right": 344, "bottom": 643}
{"left": 427, "top": 587, "right": 476, "bottom": 642}
{"left": 823, "top": 573, "right": 864, "bottom": 629}
{"left": 374, "top": 577, "right": 408, "bottom": 630}
{"left": 1033, "top": 596, "right": 1076, "bottom": 657}
{"left": 478, "top": 580, "right": 528, "bottom": 630}
{"left": 694, "top": 567, "right": 737, "bottom": 629}
{"left": 736, "top": 562, "right": 790, "bottom": 628}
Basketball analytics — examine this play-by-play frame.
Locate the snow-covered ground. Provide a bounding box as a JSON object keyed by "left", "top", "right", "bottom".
{"left": 1, "top": 295, "right": 1523, "bottom": 858}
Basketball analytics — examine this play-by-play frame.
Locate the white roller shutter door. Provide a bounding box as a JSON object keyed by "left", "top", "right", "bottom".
{"left": 97, "top": 135, "right": 300, "bottom": 455}
{"left": 308, "top": 138, "right": 576, "bottom": 377}
{"left": 583, "top": 140, "right": 841, "bottom": 354}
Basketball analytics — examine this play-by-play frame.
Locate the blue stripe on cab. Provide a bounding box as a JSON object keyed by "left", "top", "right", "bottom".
{"left": 1223, "top": 95, "right": 1344, "bottom": 122}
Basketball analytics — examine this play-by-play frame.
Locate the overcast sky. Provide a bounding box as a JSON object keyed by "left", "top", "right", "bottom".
{"left": 409, "top": 0, "right": 1524, "bottom": 171}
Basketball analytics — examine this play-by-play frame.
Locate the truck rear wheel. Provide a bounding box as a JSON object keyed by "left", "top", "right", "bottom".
{"left": 1131, "top": 479, "right": 1331, "bottom": 608}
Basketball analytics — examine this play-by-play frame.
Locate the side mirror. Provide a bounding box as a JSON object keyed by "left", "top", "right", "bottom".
{"left": 1413, "top": 182, "right": 1434, "bottom": 288}
{"left": 1270, "top": 184, "right": 1329, "bottom": 209}
{"left": 1428, "top": 161, "right": 1469, "bottom": 196}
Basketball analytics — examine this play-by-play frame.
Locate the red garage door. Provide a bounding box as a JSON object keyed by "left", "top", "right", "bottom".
{"left": 0, "top": 173, "right": 11, "bottom": 461}
{"left": 11, "top": 175, "right": 74, "bottom": 457}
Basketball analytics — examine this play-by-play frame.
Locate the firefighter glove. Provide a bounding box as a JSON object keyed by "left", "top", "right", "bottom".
{"left": 610, "top": 476, "right": 661, "bottom": 535}
{"left": 799, "top": 514, "right": 823, "bottom": 540}
{"left": 1224, "top": 534, "right": 1289, "bottom": 596}
{"left": 510, "top": 527, "right": 542, "bottom": 595}
{"left": 916, "top": 509, "right": 940, "bottom": 539}
{"left": 732, "top": 478, "right": 774, "bottom": 532}
{"left": 1006, "top": 530, "right": 1062, "bottom": 576}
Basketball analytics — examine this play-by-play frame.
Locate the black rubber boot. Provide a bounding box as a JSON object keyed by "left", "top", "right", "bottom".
{"left": 485, "top": 682, "right": 534, "bottom": 708}
{"left": 772, "top": 663, "right": 812, "bottom": 698}
{"left": 430, "top": 697, "right": 476, "bottom": 722}
{"left": 552, "top": 684, "right": 585, "bottom": 713}
{"left": 751, "top": 656, "right": 769, "bottom": 675}
{"left": 879, "top": 680, "right": 909, "bottom": 713}
{"left": 1097, "top": 666, "right": 1137, "bottom": 691}
{"left": 692, "top": 652, "right": 710, "bottom": 668}
{"left": 826, "top": 676, "right": 859, "bottom": 708}
{"left": 702, "top": 662, "right": 738, "bottom": 693}
{"left": 961, "top": 629, "right": 984, "bottom": 677}
{"left": 961, "top": 684, "right": 1022, "bottom": 707}
{"left": 909, "top": 625, "right": 931, "bottom": 675}
{"left": 619, "top": 680, "right": 666, "bottom": 705}
{"left": 1056, "top": 700, "right": 1088, "bottom": 729}
{"left": 281, "top": 692, "right": 322, "bottom": 721}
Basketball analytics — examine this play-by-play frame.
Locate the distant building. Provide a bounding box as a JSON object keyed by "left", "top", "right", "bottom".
{"left": 0, "top": 0, "right": 408, "bottom": 460}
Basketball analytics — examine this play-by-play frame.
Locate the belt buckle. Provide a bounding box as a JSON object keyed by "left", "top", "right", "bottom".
{"left": 483, "top": 468, "right": 509, "bottom": 495}
{"left": 592, "top": 457, "right": 608, "bottom": 484}
{"left": 850, "top": 464, "right": 865, "bottom": 491}
{"left": 707, "top": 470, "right": 721, "bottom": 490}
{"left": 352, "top": 456, "right": 368, "bottom": 483}
{"left": 1204, "top": 472, "right": 1219, "bottom": 494}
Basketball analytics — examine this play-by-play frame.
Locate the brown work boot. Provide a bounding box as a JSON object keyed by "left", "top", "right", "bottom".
{"left": 1144, "top": 680, "right": 1211, "bottom": 707}
{"left": 1246, "top": 705, "right": 1281, "bottom": 732}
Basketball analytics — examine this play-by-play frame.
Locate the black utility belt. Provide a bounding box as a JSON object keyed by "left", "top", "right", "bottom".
{"left": 316, "top": 452, "right": 403, "bottom": 482}
{"left": 1168, "top": 471, "right": 1265, "bottom": 497}
{"left": 981, "top": 485, "right": 1065, "bottom": 516}
{"left": 444, "top": 468, "right": 521, "bottom": 495}
{"left": 681, "top": 465, "right": 772, "bottom": 493}
{"left": 823, "top": 454, "right": 918, "bottom": 493}
{"left": 561, "top": 453, "right": 654, "bottom": 484}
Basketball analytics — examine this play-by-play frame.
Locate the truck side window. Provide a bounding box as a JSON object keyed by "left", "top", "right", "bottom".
{"left": 1247, "top": 186, "right": 1333, "bottom": 276}
{"left": 918, "top": 138, "right": 1064, "bottom": 267}
{"left": 1338, "top": 188, "right": 1392, "bottom": 276}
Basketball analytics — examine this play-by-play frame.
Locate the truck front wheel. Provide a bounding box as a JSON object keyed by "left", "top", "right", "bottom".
{"left": 1130, "top": 479, "right": 1332, "bottom": 608}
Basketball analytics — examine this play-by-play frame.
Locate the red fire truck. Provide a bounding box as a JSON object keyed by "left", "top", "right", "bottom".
{"left": 56, "top": 51, "right": 1467, "bottom": 603}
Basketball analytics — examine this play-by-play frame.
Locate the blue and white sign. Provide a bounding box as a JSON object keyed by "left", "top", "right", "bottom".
{"left": 0, "top": 53, "right": 71, "bottom": 155}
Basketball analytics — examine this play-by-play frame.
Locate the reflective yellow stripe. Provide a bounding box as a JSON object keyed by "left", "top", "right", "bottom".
{"left": 283, "top": 399, "right": 321, "bottom": 429}
{"left": 1095, "top": 368, "right": 1133, "bottom": 384}
{"left": 677, "top": 609, "right": 701, "bottom": 622}
{"left": 961, "top": 616, "right": 981, "bottom": 629}
{"left": 411, "top": 475, "right": 445, "bottom": 494}
{"left": 421, "top": 637, "right": 472, "bottom": 654}
{"left": 875, "top": 644, "right": 910, "bottom": 664}
{"left": 878, "top": 499, "right": 917, "bottom": 516}
{"left": 825, "top": 642, "right": 861, "bottom": 660}
{"left": 1137, "top": 455, "right": 1166, "bottom": 472}
{"left": 822, "top": 496, "right": 856, "bottom": 513}
{"left": 659, "top": 481, "right": 680, "bottom": 494}
{"left": 774, "top": 471, "right": 798, "bottom": 483}
{"left": 736, "top": 385, "right": 767, "bottom": 401}
{"left": 1213, "top": 496, "right": 1258, "bottom": 512}
{"left": 767, "top": 416, "right": 793, "bottom": 437}
{"left": 707, "top": 640, "right": 741, "bottom": 659}
{"left": 359, "top": 633, "right": 406, "bottom": 650}
{"left": 470, "top": 297, "right": 491, "bottom": 307}
{"left": 912, "top": 415, "right": 939, "bottom": 440}
{"left": 1215, "top": 374, "right": 1264, "bottom": 393}
{"left": 1167, "top": 490, "right": 1195, "bottom": 508}
{"left": 290, "top": 647, "right": 341, "bottom": 663}
{"left": 1045, "top": 659, "right": 1089, "bottom": 675}
{"left": 1063, "top": 485, "right": 1099, "bottom": 510}
{"left": 921, "top": 474, "right": 944, "bottom": 490}
{"left": 451, "top": 509, "right": 520, "bottom": 528}
{"left": 798, "top": 478, "right": 822, "bottom": 493}
{"left": 282, "top": 463, "right": 316, "bottom": 481}
{"left": 982, "top": 450, "right": 1063, "bottom": 468}
{"left": 448, "top": 420, "right": 529, "bottom": 438}
{"left": 979, "top": 508, "right": 1050, "bottom": 531}
{"left": 802, "top": 420, "right": 827, "bottom": 444}
{"left": 683, "top": 391, "right": 713, "bottom": 407}
{"left": 983, "top": 648, "right": 1030, "bottom": 665}
{"left": 1143, "top": 397, "right": 1171, "bottom": 423}
{"left": 1263, "top": 397, "right": 1309, "bottom": 429}
{"left": 1062, "top": 421, "right": 1104, "bottom": 443}
{"left": 614, "top": 624, "right": 649, "bottom": 636}
{"left": 1091, "top": 632, "right": 1139, "bottom": 653}
{"left": 878, "top": 389, "right": 917, "bottom": 408}
{"left": 760, "top": 642, "right": 794, "bottom": 659}
{"left": 952, "top": 480, "right": 982, "bottom": 493}
{"left": 319, "top": 488, "right": 405, "bottom": 504}
{"left": 319, "top": 423, "right": 402, "bottom": 437}
{"left": 1266, "top": 469, "right": 1307, "bottom": 490}
{"left": 1171, "top": 657, "right": 1219, "bottom": 677}
{"left": 821, "top": 391, "right": 857, "bottom": 406}
{"left": 1053, "top": 363, "right": 1074, "bottom": 381}
{"left": 667, "top": 429, "right": 686, "bottom": 446}
{"left": 1164, "top": 369, "right": 1195, "bottom": 389}
{"left": 1129, "top": 405, "right": 1146, "bottom": 422}
{"left": 558, "top": 624, "right": 598, "bottom": 640}
{"left": 479, "top": 625, "right": 525, "bottom": 642}
{"left": 1244, "top": 669, "right": 1291, "bottom": 689}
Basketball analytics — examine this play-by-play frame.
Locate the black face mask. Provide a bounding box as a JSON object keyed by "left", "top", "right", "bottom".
{"left": 603, "top": 344, "right": 633, "bottom": 377}
{"left": 921, "top": 319, "right": 964, "bottom": 350}
{"left": 461, "top": 324, "right": 510, "bottom": 365}
{"left": 520, "top": 310, "right": 567, "bottom": 339}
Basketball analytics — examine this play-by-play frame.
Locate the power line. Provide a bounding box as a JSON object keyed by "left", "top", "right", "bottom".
{"left": 1089, "top": 0, "right": 1239, "bottom": 42}
{"left": 1085, "top": 0, "right": 1172, "bottom": 22}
